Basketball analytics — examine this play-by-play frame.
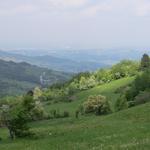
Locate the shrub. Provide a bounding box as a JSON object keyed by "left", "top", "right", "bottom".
{"left": 140, "top": 53, "right": 150, "bottom": 70}
{"left": 75, "top": 110, "right": 79, "bottom": 119}
{"left": 128, "top": 101, "right": 135, "bottom": 107}
{"left": 115, "top": 95, "right": 128, "bottom": 111}
{"left": 63, "top": 111, "right": 69, "bottom": 118}
{"left": 83, "top": 95, "right": 111, "bottom": 115}
{"left": 50, "top": 109, "right": 57, "bottom": 118}
{"left": 50, "top": 109, "right": 69, "bottom": 119}
{"left": 0, "top": 104, "right": 32, "bottom": 139}
{"left": 30, "top": 101, "right": 46, "bottom": 121}
{"left": 134, "top": 91, "right": 150, "bottom": 105}
{"left": 78, "top": 105, "right": 84, "bottom": 115}
{"left": 115, "top": 85, "right": 130, "bottom": 94}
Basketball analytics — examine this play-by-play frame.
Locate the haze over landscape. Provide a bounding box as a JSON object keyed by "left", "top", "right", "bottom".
{"left": 1, "top": 0, "right": 150, "bottom": 49}
{"left": 1, "top": 1, "right": 150, "bottom": 150}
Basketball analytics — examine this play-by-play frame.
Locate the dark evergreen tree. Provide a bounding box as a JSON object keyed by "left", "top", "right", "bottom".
{"left": 140, "top": 53, "right": 150, "bottom": 70}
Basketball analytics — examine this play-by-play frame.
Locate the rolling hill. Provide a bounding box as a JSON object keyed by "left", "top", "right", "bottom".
{"left": 45, "top": 77, "right": 135, "bottom": 114}
{"left": 0, "top": 77, "right": 150, "bottom": 149}
{"left": 0, "top": 59, "right": 72, "bottom": 97}
{"left": 0, "top": 50, "right": 107, "bottom": 73}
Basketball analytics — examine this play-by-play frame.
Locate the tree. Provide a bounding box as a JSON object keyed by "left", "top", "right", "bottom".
{"left": 33, "top": 87, "right": 42, "bottom": 100}
{"left": 140, "top": 53, "right": 150, "bottom": 70}
{"left": 87, "top": 75, "right": 97, "bottom": 88}
{"left": 79, "top": 76, "right": 88, "bottom": 90}
{"left": 83, "top": 95, "right": 111, "bottom": 115}
{"left": 0, "top": 92, "right": 46, "bottom": 139}
{"left": 22, "top": 92, "right": 46, "bottom": 121}
{"left": 111, "top": 60, "right": 139, "bottom": 79}
{"left": 0, "top": 104, "right": 30, "bottom": 139}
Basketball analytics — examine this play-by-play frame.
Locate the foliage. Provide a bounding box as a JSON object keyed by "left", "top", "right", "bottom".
{"left": 1, "top": 102, "right": 150, "bottom": 149}
{"left": 83, "top": 95, "right": 111, "bottom": 115}
{"left": 134, "top": 91, "right": 150, "bottom": 105}
{"left": 49, "top": 109, "right": 70, "bottom": 119}
{"left": 42, "top": 60, "right": 139, "bottom": 104}
{"left": 115, "top": 95, "right": 128, "bottom": 111}
{"left": 119, "top": 54, "right": 150, "bottom": 107}
{"left": 0, "top": 59, "right": 72, "bottom": 97}
{"left": 125, "top": 69, "right": 150, "bottom": 103}
{"left": 33, "top": 87, "right": 42, "bottom": 100}
{"left": 111, "top": 60, "right": 139, "bottom": 79}
{"left": 0, "top": 103, "right": 31, "bottom": 139}
{"left": 140, "top": 53, "right": 150, "bottom": 70}
{"left": 0, "top": 91, "right": 47, "bottom": 139}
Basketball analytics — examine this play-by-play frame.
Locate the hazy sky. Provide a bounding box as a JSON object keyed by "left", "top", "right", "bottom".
{"left": 1, "top": 0, "right": 150, "bottom": 49}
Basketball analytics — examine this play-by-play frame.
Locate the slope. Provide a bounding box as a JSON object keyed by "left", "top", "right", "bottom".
{"left": 0, "top": 100, "right": 150, "bottom": 150}
{"left": 0, "top": 59, "right": 72, "bottom": 97}
{"left": 46, "top": 77, "right": 135, "bottom": 114}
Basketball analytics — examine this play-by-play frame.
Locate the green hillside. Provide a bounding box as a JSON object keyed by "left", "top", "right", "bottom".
{"left": 0, "top": 99, "right": 150, "bottom": 150}
{"left": 0, "top": 55, "right": 150, "bottom": 150}
{"left": 0, "top": 59, "right": 72, "bottom": 97}
{"left": 46, "top": 77, "right": 135, "bottom": 114}
{"left": 1, "top": 76, "right": 150, "bottom": 150}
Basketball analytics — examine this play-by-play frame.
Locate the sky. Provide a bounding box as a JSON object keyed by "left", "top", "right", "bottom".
{"left": 1, "top": 0, "right": 150, "bottom": 50}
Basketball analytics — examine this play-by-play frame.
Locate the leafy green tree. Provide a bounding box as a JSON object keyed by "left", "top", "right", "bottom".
{"left": 68, "top": 82, "right": 78, "bottom": 95}
{"left": 134, "top": 70, "right": 150, "bottom": 92}
{"left": 23, "top": 92, "right": 46, "bottom": 121}
{"left": 79, "top": 76, "right": 88, "bottom": 90}
{"left": 87, "top": 75, "right": 97, "bottom": 88}
{"left": 140, "top": 53, "right": 150, "bottom": 70}
{"left": 0, "top": 91, "right": 47, "bottom": 139}
{"left": 0, "top": 103, "right": 31, "bottom": 139}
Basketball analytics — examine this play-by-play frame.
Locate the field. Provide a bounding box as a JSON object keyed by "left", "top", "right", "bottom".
{"left": 46, "top": 77, "right": 134, "bottom": 114}
{"left": 1, "top": 77, "right": 150, "bottom": 150}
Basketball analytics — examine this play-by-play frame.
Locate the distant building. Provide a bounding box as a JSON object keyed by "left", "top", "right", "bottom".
{"left": 40, "top": 72, "right": 58, "bottom": 86}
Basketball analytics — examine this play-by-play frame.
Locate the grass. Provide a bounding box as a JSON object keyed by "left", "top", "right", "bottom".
{"left": 46, "top": 77, "right": 134, "bottom": 114}
{"left": 1, "top": 103, "right": 150, "bottom": 150}
{"left": 1, "top": 76, "right": 150, "bottom": 150}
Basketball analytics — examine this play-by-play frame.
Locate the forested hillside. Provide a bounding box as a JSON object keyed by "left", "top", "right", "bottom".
{"left": 0, "top": 59, "right": 72, "bottom": 97}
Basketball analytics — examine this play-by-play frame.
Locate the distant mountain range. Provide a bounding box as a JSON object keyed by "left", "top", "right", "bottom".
{"left": 0, "top": 50, "right": 108, "bottom": 73}
{"left": 1, "top": 48, "right": 150, "bottom": 73}
{"left": 0, "top": 59, "right": 72, "bottom": 97}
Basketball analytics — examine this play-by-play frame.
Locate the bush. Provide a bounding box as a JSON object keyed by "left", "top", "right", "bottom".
{"left": 83, "top": 95, "right": 111, "bottom": 115}
{"left": 111, "top": 60, "right": 139, "bottom": 80}
{"left": 128, "top": 101, "right": 135, "bottom": 107}
{"left": 115, "top": 85, "right": 130, "bottom": 94}
{"left": 75, "top": 110, "right": 79, "bottom": 118}
{"left": 63, "top": 111, "right": 70, "bottom": 118}
{"left": 115, "top": 95, "right": 128, "bottom": 111}
{"left": 134, "top": 91, "right": 150, "bottom": 105}
{"left": 50, "top": 109, "right": 69, "bottom": 119}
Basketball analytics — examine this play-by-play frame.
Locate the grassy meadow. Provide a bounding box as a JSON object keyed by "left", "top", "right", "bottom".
{"left": 1, "top": 77, "right": 150, "bottom": 150}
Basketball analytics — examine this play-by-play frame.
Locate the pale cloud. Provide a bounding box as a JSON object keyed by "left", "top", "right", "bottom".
{"left": 1, "top": 0, "right": 150, "bottom": 17}
{"left": 0, "top": 5, "right": 38, "bottom": 16}
{"left": 82, "top": 3, "right": 112, "bottom": 17}
{"left": 135, "top": 0, "right": 150, "bottom": 16}
{"left": 0, "top": 0, "right": 89, "bottom": 16}
{"left": 48, "top": 0, "right": 88, "bottom": 8}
